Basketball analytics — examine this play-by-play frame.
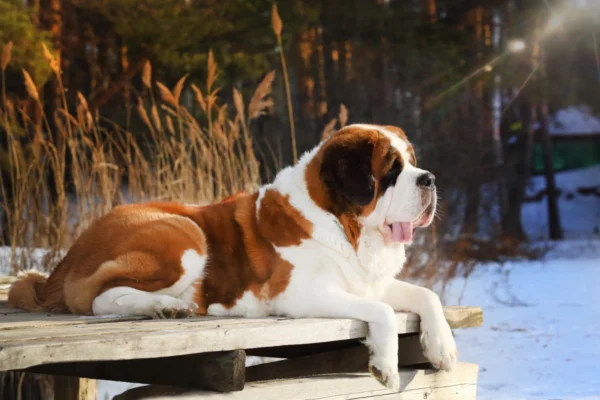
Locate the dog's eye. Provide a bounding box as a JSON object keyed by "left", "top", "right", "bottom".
{"left": 387, "top": 160, "right": 402, "bottom": 177}
{"left": 380, "top": 159, "right": 402, "bottom": 191}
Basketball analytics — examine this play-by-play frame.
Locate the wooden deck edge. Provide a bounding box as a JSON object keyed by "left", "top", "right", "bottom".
{"left": 0, "top": 306, "right": 483, "bottom": 371}
{"left": 26, "top": 350, "right": 246, "bottom": 393}
{"left": 116, "top": 362, "right": 478, "bottom": 400}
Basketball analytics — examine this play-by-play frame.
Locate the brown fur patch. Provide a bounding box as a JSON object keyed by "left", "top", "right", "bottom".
{"left": 60, "top": 205, "right": 207, "bottom": 314}
{"left": 258, "top": 189, "right": 312, "bottom": 247}
{"left": 338, "top": 214, "right": 362, "bottom": 249}
{"left": 305, "top": 125, "right": 405, "bottom": 248}
{"left": 193, "top": 193, "right": 299, "bottom": 309}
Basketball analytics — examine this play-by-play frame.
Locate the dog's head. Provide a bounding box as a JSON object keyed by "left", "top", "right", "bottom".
{"left": 307, "top": 124, "right": 436, "bottom": 245}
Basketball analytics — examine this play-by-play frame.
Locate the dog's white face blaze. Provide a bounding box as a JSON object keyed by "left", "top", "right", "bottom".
{"left": 352, "top": 124, "right": 437, "bottom": 244}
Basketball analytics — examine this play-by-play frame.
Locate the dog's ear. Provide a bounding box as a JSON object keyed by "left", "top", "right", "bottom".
{"left": 320, "top": 138, "right": 375, "bottom": 207}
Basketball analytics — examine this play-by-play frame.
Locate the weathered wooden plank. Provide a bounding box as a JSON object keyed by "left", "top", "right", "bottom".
{"left": 444, "top": 306, "right": 483, "bottom": 329}
{"left": 245, "top": 334, "right": 426, "bottom": 382}
{"left": 0, "top": 315, "right": 287, "bottom": 341}
{"left": 0, "top": 311, "right": 147, "bottom": 329}
{"left": 118, "top": 384, "right": 476, "bottom": 400}
{"left": 0, "top": 307, "right": 482, "bottom": 371}
{"left": 29, "top": 350, "right": 246, "bottom": 393}
{"left": 0, "top": 306, "right": 480, "bottom": 332}
{"left": 363, "top": 385, "right": 477, "bottom": 399}
{"left": 54, "top": 375, "right": 98, "bottom": 400}
{"left": 0, "top": 306, "right": 480, "bottom": 341}
{"left": 0, "top": 317, "right": 243, "bottom": 342}
{"left": 0, "top": 308, "right": 27, "bottom": 315}
{"left": 0, "top": 318, "right": 387, "bottom": 370}
{"left": 118, "top": 362, "right": 478, "bottom": 400}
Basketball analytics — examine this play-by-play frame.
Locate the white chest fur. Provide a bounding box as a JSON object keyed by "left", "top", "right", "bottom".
{"left": 351, "top": 229, "right": 406, "bottom": 299}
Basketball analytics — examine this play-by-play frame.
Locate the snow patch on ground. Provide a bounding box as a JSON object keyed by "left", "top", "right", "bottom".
{"left": 522, "top": 165, "right": 600, "bottom": 240}
{"left": 443, "top": 239, "right": 600, "bottom": 400}
{"left": 0, "top": 247, "right": 56, "bottom": 276}
{"left": 97, "top": 381, "right": 145, "bottom": 400}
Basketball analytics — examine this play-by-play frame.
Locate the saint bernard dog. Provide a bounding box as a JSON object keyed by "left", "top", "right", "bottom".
{"left": 9, "top": 123, "right": 457, "bottom": 391}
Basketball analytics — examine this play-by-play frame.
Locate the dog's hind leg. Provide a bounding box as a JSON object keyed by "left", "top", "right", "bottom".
{"left": 92, "top": 286, "right": 197, "bottom": 318}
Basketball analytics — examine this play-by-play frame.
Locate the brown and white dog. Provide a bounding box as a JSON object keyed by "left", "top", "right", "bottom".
{"left": 9, "top": 124, "right": 457, "bottom": 390}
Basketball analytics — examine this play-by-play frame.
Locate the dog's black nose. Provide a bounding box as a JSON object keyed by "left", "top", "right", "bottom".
{"left": 416, "top": 172, "right": 435, "bottom": 188}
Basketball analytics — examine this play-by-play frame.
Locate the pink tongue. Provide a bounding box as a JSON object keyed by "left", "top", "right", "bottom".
{"left": 391, "top": 222, "right": 413, "bottom": 242}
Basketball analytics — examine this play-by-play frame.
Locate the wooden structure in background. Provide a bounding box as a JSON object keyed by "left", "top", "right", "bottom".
{"left": 0, "top": 300, "right": 482, "bottom": 399}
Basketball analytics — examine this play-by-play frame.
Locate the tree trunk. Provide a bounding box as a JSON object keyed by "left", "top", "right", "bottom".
{"left": 500, "top": 101, "right": 533, "bottom": 242}
{"left": 424, "top": 0, "right": 437, "bottom": 23}
{"left": 319, "top": 0, "right": 336, "bottom": 123}
{"left": 539, "top": 103, "right": 563, "bottom": 240}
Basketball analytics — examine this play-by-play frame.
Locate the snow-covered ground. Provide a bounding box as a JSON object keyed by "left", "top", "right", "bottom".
{"left": 443, "top": 239, "right": 600, "bottom": 400}
{"left": 522, "top": 165, "right": 600, "bottom": 240}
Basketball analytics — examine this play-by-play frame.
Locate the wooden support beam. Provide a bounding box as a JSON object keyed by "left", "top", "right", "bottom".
{"left": 246, "top": 334, "right": 428, "bottom": 362}
{"left": 54, "top": 376, "right": 97, "bottom": 400}
{"left": 28, "top": 350, "right": 246, "bottom": 393}
{"left": 246, "top": 338, "right": 360, "bottom": 359}
{"left": 246, "top": 334, "right": 426, "bottom": 382}
{"left": 116, "top": 362, "right": 479, "bottom": 400}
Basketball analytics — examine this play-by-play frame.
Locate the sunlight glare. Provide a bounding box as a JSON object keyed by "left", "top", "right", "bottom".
{"left": 507, "top": 39, "right": 526, "bottom": 53}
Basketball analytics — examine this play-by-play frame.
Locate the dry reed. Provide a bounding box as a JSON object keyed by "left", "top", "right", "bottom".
{"left": 271, "top": 3, "right": 297, "bottom": 164}
{"left": 0, "top": 44, "right": 273, "bottom": 274}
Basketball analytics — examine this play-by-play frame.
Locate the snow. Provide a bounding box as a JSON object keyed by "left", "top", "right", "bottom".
{"left": 442, "top": 239, "right": 600, "bottom": 400}
{"left": 0, "top": 247, "right": 54, "bottom": 276}
{"left": 522, "top": 165, "right": 600, "bottom": 240}
{"left": 97, "top": 381, "right": 145, "bottom": 400}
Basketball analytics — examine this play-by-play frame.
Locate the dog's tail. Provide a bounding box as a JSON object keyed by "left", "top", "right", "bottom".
{"left": 8, "top": 262, "right": 67, "bottom": 312}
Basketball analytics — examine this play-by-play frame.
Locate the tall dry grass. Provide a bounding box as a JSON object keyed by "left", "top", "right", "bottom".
{"left": 0, "top": 43, "right": 273, "bottom": 274}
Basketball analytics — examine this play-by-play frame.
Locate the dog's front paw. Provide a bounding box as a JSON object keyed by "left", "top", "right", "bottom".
{"left": 153, "top": 307, "right": 196, "bottom": 319}
{"left": 420, "top": 317, "right": 458, "bottom": 371}
{"left": 152, "top": 300, "right": 198, "bottom": 319}
{"left": 368, "top": 355, "right": 400, "bottom": 392}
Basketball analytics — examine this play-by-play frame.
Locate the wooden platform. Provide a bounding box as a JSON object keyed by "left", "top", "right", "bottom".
{"left": 116, "top": 363, "right": 479, "bottom": 400}
{"left": 0, "top": 301, "right": 483, "bottom": 399}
